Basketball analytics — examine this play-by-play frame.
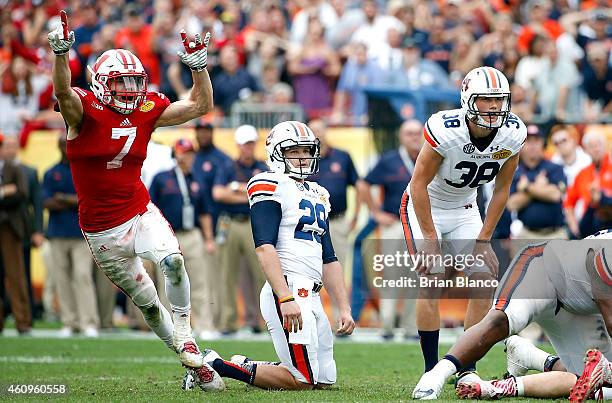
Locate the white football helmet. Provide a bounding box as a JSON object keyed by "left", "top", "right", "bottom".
{"left": 265, "top": 121, "right": 320, "bottom": 179}
{"left": 87, "top": 49, "right": 147, "bottom": 114}
{"left": 460, "top": 67, "right": 511, "bottom": 129}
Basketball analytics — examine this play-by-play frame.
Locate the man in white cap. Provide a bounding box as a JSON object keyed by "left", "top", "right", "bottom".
{"left": 212, "top": 125, "right": 268, "bottom": 334}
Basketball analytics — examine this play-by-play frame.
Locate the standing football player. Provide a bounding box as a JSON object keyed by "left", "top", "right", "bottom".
{"left": 184, "top": 121, "right": 355, "bottom": 390}
{"left": 405, "top": 67, "right": 526, "bottom": 398}
{"left": 48, "top": 11, "right": 223, "bottom": 389}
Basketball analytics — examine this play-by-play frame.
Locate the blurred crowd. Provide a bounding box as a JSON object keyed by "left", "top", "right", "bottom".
{"left": 0, "top": 0, "right": 611, "bottom": 141}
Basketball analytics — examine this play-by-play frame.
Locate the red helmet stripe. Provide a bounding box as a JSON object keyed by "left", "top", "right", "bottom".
{"left": 486, "top": 67, "right": 498, "bottom": 89}
{"left": 93, "top": 54, "right": 110, "bottom": 72}
{"left": 116, "top": 50, "right": 129, "bottom": 69}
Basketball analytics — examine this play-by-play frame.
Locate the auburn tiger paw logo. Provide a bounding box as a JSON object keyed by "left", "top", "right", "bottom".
{"left": 297, "top": 288, "right": 309, "bottom": 298}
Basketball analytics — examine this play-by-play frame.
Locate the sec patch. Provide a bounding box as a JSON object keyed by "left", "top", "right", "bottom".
{"left": 139, "top": 100, "right": 155, "bottom": 112}
{"left": 492, "top": 149, "right": 512, "bottom": 160}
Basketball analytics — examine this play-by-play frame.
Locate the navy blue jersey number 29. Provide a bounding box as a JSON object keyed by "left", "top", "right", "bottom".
{"left": 294, "top": 199, "right": 327, "bottom": 243}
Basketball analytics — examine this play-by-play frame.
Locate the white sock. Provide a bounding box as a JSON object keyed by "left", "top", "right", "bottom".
{"left": 160, "top": 255, "right": 191, "bottom": 314}
{"left": 515, "top": 376, "right": 525, "bottom": 397}
{"left": 528, "top": 345, "right": 552, "bottom": 372}
{"left": 430, "top": 359, "right": 458, "bottom": 380}
{"left": 140, "top": 298, "right": 174, "bottom": 349}
{"left": 595, "top": 387, "right": 612, "bottom": 400}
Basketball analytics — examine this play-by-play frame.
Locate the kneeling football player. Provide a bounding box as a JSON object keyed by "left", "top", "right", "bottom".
{"left": 184, "top": 121, "right": 355, "bottom": 390}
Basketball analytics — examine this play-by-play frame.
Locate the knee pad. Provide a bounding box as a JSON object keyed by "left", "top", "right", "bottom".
{"left": 131, "top": 281, "right": 158, "bottom": 309}
{"left": 160, "top": 253, "right": 186, "bottom": 285}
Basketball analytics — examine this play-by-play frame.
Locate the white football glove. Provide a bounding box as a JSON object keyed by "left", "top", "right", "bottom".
{"left": 48, "top": 10, "right": 75, "bottom": 55}
{"left": 177, "top": 30, "right": 210, "bottom": 72}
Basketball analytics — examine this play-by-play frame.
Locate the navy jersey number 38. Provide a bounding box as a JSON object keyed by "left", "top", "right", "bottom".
{"left": 294, "top": 199, "right": 328, "bottom": 243}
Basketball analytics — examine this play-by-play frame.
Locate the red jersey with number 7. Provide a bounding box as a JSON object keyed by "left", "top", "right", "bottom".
{"left": 66, "top": 87, "right": 170, "bottom": 232}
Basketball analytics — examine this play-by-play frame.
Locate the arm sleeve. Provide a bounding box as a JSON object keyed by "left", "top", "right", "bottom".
{"left": 250, "top": 200, "right": 282, "bottom": 247}
{"left": 321, "top": 219, "right": 338, "bottom": 264}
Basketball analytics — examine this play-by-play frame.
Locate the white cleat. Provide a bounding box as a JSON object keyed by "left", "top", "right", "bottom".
{"left": 412, "top": 372, "right": 445, "bottom": 400}
{"left": 504, "top": 335, "right": 533, "bottom": 377}
{"left": 173, "top": 312, "right": 204, "bottom": 368}
{"left": 176, "top": 340, "right": 204, "bottom": 368}
{"left": 182, "top": 363, "right": 225, "bottom": 392}
{"left": 203, "top": 348, "right": 222, "bottom": 366}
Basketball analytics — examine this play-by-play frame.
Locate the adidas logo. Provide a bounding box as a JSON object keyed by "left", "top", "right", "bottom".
{"left": 98, "top": 244, "right": 110, "bottom": 253}
{"left": 120, "top": 118, "right": 132, "bottom": 127}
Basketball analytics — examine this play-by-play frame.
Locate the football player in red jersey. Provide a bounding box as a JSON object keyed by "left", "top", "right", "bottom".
{"left": 48, "top": 10, "right": 224, "bottom": 390}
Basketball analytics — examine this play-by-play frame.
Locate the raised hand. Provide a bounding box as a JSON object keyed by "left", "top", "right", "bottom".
{"left": 48, "top": 10, "right": 75, "bottom": 55}
{"left": 177, "top": 30, "right": 210, "bottom": 72}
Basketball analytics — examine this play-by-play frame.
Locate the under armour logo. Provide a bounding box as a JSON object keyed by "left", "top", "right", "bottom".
{"left": 490, "top": 145, "right": 500, "bottom": 152}
{"left": 98, "top": 244, "right": 110, "bottom": 252}
{"left": 120, "top": 118, "right": 132, "bottom": 127}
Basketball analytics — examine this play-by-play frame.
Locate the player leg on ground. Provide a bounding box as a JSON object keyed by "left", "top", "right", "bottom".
{"left": 412, "top": 244, "right": 553, "bottom": 399}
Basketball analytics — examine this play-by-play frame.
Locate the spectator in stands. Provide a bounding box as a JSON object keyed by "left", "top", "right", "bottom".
{"left": 374, "top": 26, "right": 405, "bottom": 73}
{"left": 2, "top": 135, "right": 42, "bottom": 319}
{"left": 560, "top": 8, "right": 611, "bottom": 53}
{"left": 42, "top": 135, "right": 99, "bottom": 337}
{"left": 0, "top": 134, "right": 31, "bottom": 335}
{"left": 355, "top": 119, "right": 421, "bottom": 340}
{"left": 391, "top": 37, "right": 451, "bottom": 89}
{"left": 114, "top": 3, "right": 161, "bottom": 88}
{"left": 212, "top": 45, "right": 261, "bottom": 115}
{"left": 350, "top": 0, "right": 404, "bottom": 58}
{"left": 582, "top": 42, "right": 611, "bottom": 122}
{"left": 153, "top": 11, "right": 183, "bottom": 102}
{"left": 0, "top": 56, "right": 50, "bottom": 136}
{"left": 514, "top": 34, "right": 549, "bottom": 97}
{"left": 247, "top": 37, "right": 288, "bottom": 86}
{"left": 288, "top": 17, "right": 340, "bottom": 119}
{"left": 150, "top": 138, "right": 218, "bottom": 340}
{"left": 420, "top": 15, "right": 453, "bottom": 74}
{"left": 550, "top": 124, "right": 592, "bottom": 187}
{"left": 269, "top": 82, "right": 294, "bottom": 105}
{"left": 516, "top": 0, "right": 563, "bottom": 55}
{"left": 332, "top": 42, "right": 382, "bottom": 126}
{"left": 533, "top": 40, "right": 583, "bottom": 122}
{"left": 510, "top": 83, "right": 535, "bottom": 123}
{"left": 212, "top": 125, "right": 267, "bottom": 334}
{"left": 72, "top": 0, "right": 101, "bottom": 89}
{"left": 216, "top": 12, "right": 247, "bottom": 65}
{"left": 507, "top": 125, "right": 568, "bottom": 244}
{"left": 479, "top": 13, "right": 516, "bottom": 71}
{"left": 309, "top": 119, "right": 361, "bottom": 270}
{"left": 565, "top": 129, "right": 612, "bottom": 238}
{"left": 290, "top": 0, "right": 338, "bottom": 45}
{"left": 449, "top": 35, "right": 482, "bottom": 87}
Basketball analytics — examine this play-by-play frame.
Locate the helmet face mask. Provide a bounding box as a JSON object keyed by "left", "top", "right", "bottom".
{"left": 461, "top": 67, "right": 511, "bottom": 130}
{"left": 88, "top": 49, "right": 148, "bottom": 115}
{"left": 466, "top": 93, "right": 511, "bottom": 130}
{"left": 266, "top": 121, "right": 320, "bottom": 179}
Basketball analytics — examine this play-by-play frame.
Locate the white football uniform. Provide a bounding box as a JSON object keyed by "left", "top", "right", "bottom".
{"left": 247, "top": 171, "right": 336, "bottom": 385}
{"left": 401, "top": 109, "right": 526, "bottom": 274}
{"left": 495, "top": 235, "right": 612, "bottom": 374}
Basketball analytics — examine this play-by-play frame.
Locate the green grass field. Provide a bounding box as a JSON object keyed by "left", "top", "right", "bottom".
{"left": 0, "top": 337, "right": 563, "bottom": 401}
